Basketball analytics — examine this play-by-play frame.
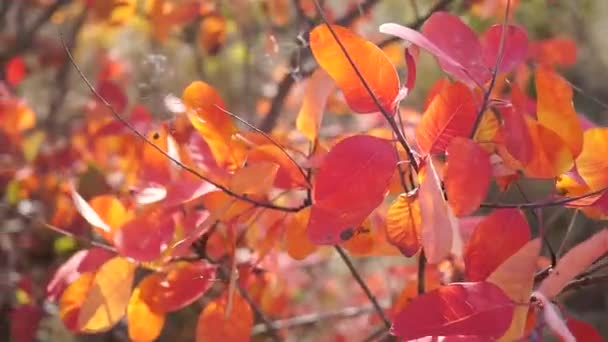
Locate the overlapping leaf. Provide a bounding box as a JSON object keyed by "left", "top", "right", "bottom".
{"left": 196, "top": 291, "right": 253, "bottom": 342}
{"left": 386, "top": 192, "right": 422, "bottom": 257}
{"left": 307, "top": 135, "right": 397, "bottom": 244}
{"left": 309, "top": 24, "right": 400, "bottom": 114}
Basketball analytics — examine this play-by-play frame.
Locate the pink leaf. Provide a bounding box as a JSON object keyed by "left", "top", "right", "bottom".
{"left": 392, "top": 282, "right": 514, "bottom": 340}
{"left": 532, "top": 291, "right": 575, "bottom": 342}
{"left": 114, "top": 213, "right": 175, "bottom": 262}
{"left": 538, "top": 229, "right": 608, "bottom": 298}
{"left": 481, "top": 24, "right": 528, "bottom": 73}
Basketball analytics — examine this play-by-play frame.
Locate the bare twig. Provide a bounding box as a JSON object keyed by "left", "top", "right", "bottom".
{"left": 557, "top": 209, "right": 579, "bottom": 257}
{"left": 480, "top": 186, "right": 608, "bottom": 210}
{"left": 559, "top": 273, "right": 608, "bottom": 296}
{"left": 61, "top": 36, "right": 308, "bottom": 213}
{"left": 334, "top": 246, "right": 391, "bottom": 329}
{"left": 239, "top": 284, "right": 282, "bottom": 341}
{"left": 251, "top": 300, "right": 389, "bottom": 334}
{"left": 417, "top": 250, "right": 426, "bottom": 295}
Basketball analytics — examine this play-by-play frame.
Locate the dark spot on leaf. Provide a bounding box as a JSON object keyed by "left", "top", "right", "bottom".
{"left": 340, "top": 228, "right": 354, "bottom": 241}
{"left": 152, "top": 132, "right": 160, "bottom": 139}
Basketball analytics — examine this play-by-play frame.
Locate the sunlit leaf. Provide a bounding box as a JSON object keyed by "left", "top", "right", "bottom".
{"left": 538, "top": 229, "right": 608, "bottom": 298}
{"left": 488, "top": 239, "right": 540, "bottom": 341}
{"left": 296, "top": 68, "right": 335, "bottom": 141}
{"left": 113, "top": 210, "right": 175, "bottom": 262}
{"left": 88, "top": 195, "right": 133, "bottom": 241}
{"left": 230, "top": 162, "right": 279, "bottom": 195}
{"left": 386, "top": 192, "right": 422, "bottom": 257}
{"left": 60, "top": 257, "right": 135, "bottom": 333}
{"left": 416, "top": 81, "right": 477, "bottom": 155}
{"left": 392, "top": 282, "right": 514, "bottom": 340}
{"left": 310, "top": 24, "right": 400, "bottom": 114}
{"left": 196, "top": 291, "right": 253, "bottom": 342}
{"left": 127, "top": 276, "right": 165, "bottom": 342}
{"left": 576, "top": 128, "right": 608, "bottom": 191}
{"left": 536, "top": 65, "right": 583, "bottom": 157}
{"left": 444, "top": 137, "right": 491, "bottom": 216}
{"left": 500, "top": 105, "right": 533, "bottom": 165}
{"left": 284, "top": 208, "right": 318, "bottom": 260}
{"left": 71, "top": 187, "right": 112, "bottom": 235}
{"left": 307, "top": 135, "right": 396, "bottom": 244}
{"left": 247, "top": 144, "right": 308, "bottom": 189}
{"left": 524, "top": 117, "right": 573, "bottom": 179}
{"left": 419, "top": 158, "right": 458, "bottom": 263}
{"left": 464, "top": 209, "right": 530, "bottom": 281}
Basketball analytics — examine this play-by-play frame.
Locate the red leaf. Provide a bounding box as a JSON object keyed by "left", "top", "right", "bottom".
{"left": 392, "top": 282, "right": 514, "bottom": 340}
{"left": 307, "top": 135, "right": 397, "bottom": 244}
{"left": 444, "top": 138, "right": 492, "bottom": 216}
{"left": 113, "top": 211, "right": 175, "bottom": 262}
{"left": 97, "top": 81, "right": 128, "bottom": 114}
{"left": 563, "top": 318, "right": 603, "bottom": 342}
{"left": 5, "top": 56, "right": 26, "bottom": 86}
{"left": 500, "top": 105, "right": 533, "bottom": 165}
{"left": 416, "top": 81, "right": 477, "bottom": 155}
{"left": 309, "top": 24, "right": 400, "bottom": 114}
{"left": 481, "top": 24, "right": 528, "bottom": 73}
{"left": 464, "top": 209, "right": 530, "bottom": 281}
{"left": 143, "top": 261, "right": 216, "bottom": 312}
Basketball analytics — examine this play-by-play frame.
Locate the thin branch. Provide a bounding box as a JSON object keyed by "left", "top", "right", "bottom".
{"left": 557, "top": 209, "right": 579, "bottom": 257}
{"left": 334, "top": 246, "right": 391, "bottom": 329}
{"left": 480, "top": 186, "right": 608, "bottom": 210}
{"left": 470, "top": 0, "right": 511, "bottom": 138}
{"left": 251, "top": 301, "right": 389, "bottom": 334}
{"left": 417, "top": 250, "right": 426, "bottom": 295}
{"left": 239, "top": 284, "right": 282, "bottom": 341}
{"left": 61, "top": 36, "right": 308, "bottom": 214}
{"left": 559, "top": 273, "right": 608, "bottom": 296}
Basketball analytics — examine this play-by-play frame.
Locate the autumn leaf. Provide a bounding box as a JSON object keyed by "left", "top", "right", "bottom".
{"left": 247, "top": 144, "right": 308, "bottom": 189}
{"left": 416, "top": 81, "right": 477, "bottom": 155}
{"left": 523, "top": 117, "right": 573, "bottom": 179}
{"left": 563, "top": 318, "right": 604, "bottom": 342}
{"left": 535, "top": 65, "right": 583, "bottom": 157}
{"left": 88, "top": 195, "right": 133, "bottom": 241}
{"left": 386, "top": 192, "right": 422, "bottom": 257}
{"left": 127, "top": 275, "right": 166, "bottom": 342}
{"left": 113, "top": 210, "right": 175, "bottom": 262}
{"left": 444, "top": 137, "right": 491, "bottom": 216}
{"left": 392, "top": 282, "right": 514, "bottom": 340}
{"left": 464, "top": 208, "right": 530, "bottom": 281}
{"left": 481, "top": 24, "right": 528, "bottom": 74}
{"left": 419, "top": 158, "right": 459, "bottom": 263}
{"left": 576, "top": 128, "right": 608, "bottom": 190}
{"left": 284, "top": 208, "right": 318, "bottom": 260}
{"left": 60, "top": 256, "right": 135, "bottom": 333}
{"left": 307, "top": 135, "right": 397, "bottom": 244}
{"left": 488, "top": 239, "right": 541, "bottom": 341}
{"left": 196, "top": 291, "right": 253, "bottom": 342}
{"left": 309, "top": 24, "right": 400, "bottom": 114}
{"left": 500, "top": 105, "right": 533, "bottom": 165}
{"left": 296, "top": 68, "right": 335, "bottom": 141}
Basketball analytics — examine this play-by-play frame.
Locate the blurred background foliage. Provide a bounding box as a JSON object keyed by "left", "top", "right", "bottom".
{"left": 2, "top": 0, "right": 608, "bottom": 341}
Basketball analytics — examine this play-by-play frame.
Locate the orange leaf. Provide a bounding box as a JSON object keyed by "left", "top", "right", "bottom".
{"left": 283, "top": 208, "right": 318, "bottom": 260}
{"left": 230, "top": 162, "right": 279, "bottom": 195}
{"left": 196, "top": 291, "right": 253, "bottom": 342}
{"left": 488, "top": 239, "right": 541, "bottom": 341}
{"left": 309, "top": 24, "right": 399, "bottom": 114}
{"left": 88, "top": 195, "right": 133, "bottom": 242}
{"left": 464, "top": 209, "right": 530, "bottom": 281}
{"left": 247, "top": 144, "right": 308, "bottom": 189}
{"left": 444, "top": 137, "right": 491, "bottom": 216}
{"left": 127, "top": 276, "right": 165, "bottom": 342}
{"left": 307, "top": 135, "right": 397, "bottom": 244}
{"left": 386, "top": 192, "right": 422, "bottom": 257}
{"left": 60, "top": 257, "right": 135, "bottom": 333}
{"left": 182, "top": 81, "right": 245, "bottom": 168}
{"left": 524, "top": 117, "right": 573, "bottom": 179}
{"left": 536, "top": 65, "right": 583, "bottom": 157}
{"left": 416, "top": 81, "right": 477, "bottom": 155}
{"left": 199, "top": 14, "right": 227, "bottom": 55}
{"left": 419, "top": 158, "right": 458, "bottom": 263}
{"left": 576, "top": 128, "right": 608, "bottom": 191}
{"left": 296, "top": 68, "right": 335, "bottom": 141}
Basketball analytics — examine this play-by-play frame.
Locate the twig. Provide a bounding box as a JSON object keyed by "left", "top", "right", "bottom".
{"left": 417, "top": 250, "right": 426, "bottom": 295}
{"left": 239, "top": 285, "right": 281, "bottom": 341}
{"left": 557, "top": 209, "right": 579, "bottom": 257}
{"left": 470, "top": 0, "right": 511, "bottom": 138}
{"left": 559, "top": 273, "right": 608, "bottom": 296}
{"left": 48, "top": 9, "right": 88, "bottom": 132}
{"left": 334, "top": 246, "right": 391, "bottom": 329}
{"left": 480, "top": 186, "right": 608, "bottom": 210}
{"left": 61, "top": 36, "right": 308, "bottom": 214}
{"left": 251, "top": 301, "right": 389, "bottom": 334}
